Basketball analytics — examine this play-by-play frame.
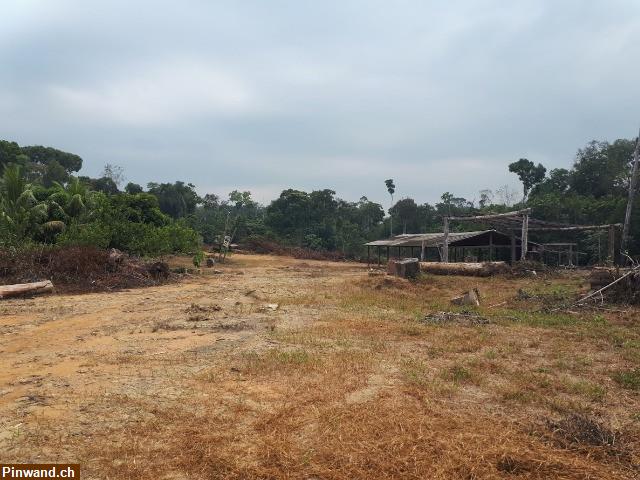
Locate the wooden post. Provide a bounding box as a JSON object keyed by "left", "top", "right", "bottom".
{"left": 622, "top": 128, "right": 640, "bottom": 259}
{"left": 510, "top": 234, "right": 516, "bottom": 264}
{"left": 420, "top": 239, "right": 425, "bottom": 261}
{"left": 568, "top": 244, "right": 573, "bottom": 266}
{"left": 367, "top": 245, "right": 370, "bottom": 266}
{"left": 378, "top": 247, "right": 381, "bottom": 266}
{"left": 608, "top": 225, "right": 615, "bottom": 266}
{"left": 443, "top": 217, "right": 450, "bottom": 263}
{"left": 520, "top": 214, "right": 529, "bottom": 261}
{"left": 539, "top": 244, "right": 545, "bottom": 265}
{"left": 386, "top": 246, "right": 390, "bottom": 263}
{"left": 489, "top": 231, "right": 494, "bottom": 261}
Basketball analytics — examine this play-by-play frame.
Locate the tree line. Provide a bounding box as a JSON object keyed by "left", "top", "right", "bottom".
{"left": 1, "top": 135, "right": 638, "bottom": 261}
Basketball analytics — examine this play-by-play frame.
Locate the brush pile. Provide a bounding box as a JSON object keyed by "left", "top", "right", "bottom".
{"left": 0, "top": 246, "right": 171, "bottom": 293}
{"left": 587, "top": 267, "right": 640, "bottom": 304}
{"left": 241, "top": 238, "right": 346, "bottom": 261}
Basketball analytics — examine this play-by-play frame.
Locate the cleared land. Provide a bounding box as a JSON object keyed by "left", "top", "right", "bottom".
{"left": 0, "top": 254, "right": 639, "bottom": 479}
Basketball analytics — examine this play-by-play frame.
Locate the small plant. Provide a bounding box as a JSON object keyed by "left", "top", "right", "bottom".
{"left": 612, "top": 368, "right": 640, "bottom": 390}
{"left": 192, "top": 250, "right": 205, "bottom": 268}
{"left": 442, "top": 364, "right": 472, "bottom": 384}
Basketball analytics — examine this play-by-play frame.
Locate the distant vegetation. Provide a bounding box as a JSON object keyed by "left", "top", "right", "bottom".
{"left": 1, "top": 136, "right": 638, "bottom": 260}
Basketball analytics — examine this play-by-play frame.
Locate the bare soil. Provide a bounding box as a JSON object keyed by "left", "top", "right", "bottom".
{"left": 1, "top": 254, "right": 638, "bottom": 479}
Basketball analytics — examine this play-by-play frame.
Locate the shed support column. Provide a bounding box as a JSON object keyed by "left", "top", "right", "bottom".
{"left": 510, "top": 234, "right": 516, "bottom": 265}
{"left": 420, "top": 240, "right": 425, "bottom": 261}
{"left": 367, "top": 245, "right": 370, "bottom": 266}
{"left": 607, "top": 226, "right": 615, "bottom": 266}
{"left": 520, "top": 214, "right": 529, "bottom": 261}
{"left": 443, "top": 217, "right": 450, "bottom": 263}
{"left": 568, "top": 245, "right": 573, "bottom": 266}
{"left": 386, "top": 246, "right": 390, "bottom": 263}
{"left": 489, "top": 231, "right": 494, "bottom": 261}
{"left": 377, "top": 247, "right": 381, "bottom": 266}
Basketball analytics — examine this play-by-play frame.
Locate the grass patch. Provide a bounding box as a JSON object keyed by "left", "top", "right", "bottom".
{"left": 238, "top": 348, "right": 318, "bottom": 376}
{"left": 442, "top": 364, "right": 473, "bottom": 384}
{"left": 561, "top": 378, "right": 607, "bottom": 402}
{"left": 612, "top": 368, "right": 640, "bottom": 390}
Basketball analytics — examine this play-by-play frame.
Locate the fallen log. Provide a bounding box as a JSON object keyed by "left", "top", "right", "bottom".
{"left": 0, "top": 280, "right": 54, "bottom": 299}
{"left": 420, "top": 261, "right": 509, "bottom": 277}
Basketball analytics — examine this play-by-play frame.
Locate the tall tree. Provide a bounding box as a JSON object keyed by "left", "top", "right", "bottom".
{"left": 508, "top": 158, "right": 546, "bottom": 201}
{"left": 384, "top": 179, "right": 395, "bottom": 236}
{"left": 390, "top": 198, "right": 418, "bottom": 234}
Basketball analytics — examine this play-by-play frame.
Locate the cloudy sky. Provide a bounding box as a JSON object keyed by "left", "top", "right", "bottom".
{"left": 1, "top": 0, "right": 639, "bottom": 206}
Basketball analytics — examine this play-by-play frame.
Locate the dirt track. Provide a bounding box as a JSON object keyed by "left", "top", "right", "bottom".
{"left": 0, "top": 255, "right": 362, "bottom": 455}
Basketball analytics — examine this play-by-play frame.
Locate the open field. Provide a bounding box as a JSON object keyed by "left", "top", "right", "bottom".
{"left": 1, "top": 254, "right": 639, "bottom": 479}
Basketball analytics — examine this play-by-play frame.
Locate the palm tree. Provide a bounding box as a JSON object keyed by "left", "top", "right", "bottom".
{"left": 0, "top": 164, "right": 49, "bottom": 241}
{"left": 51, "top": 177, "right": 87, "bottom": 218}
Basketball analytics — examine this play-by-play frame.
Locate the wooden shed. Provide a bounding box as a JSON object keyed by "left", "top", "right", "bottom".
{"left": 365, "top": 230, "right": 536, "bottom": 265}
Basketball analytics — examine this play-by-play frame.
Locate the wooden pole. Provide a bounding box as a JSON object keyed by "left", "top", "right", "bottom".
{"left": 527, "top": 223, "right": 622, "bottom": 232}
{"left": 367, "top": 245, "right": 370, "bottom": 266}
{"left": 420, "top": 239, "right": 425, "bottom": 261}
{"left": 568, "top": 244, "right": 573, "bottom": 266}
{"left": 608, "top": 225, "right": 615, "bottom": 266}
{"left": 520, "top": 214, "right": 529, "bottom": 261}
{"left": 489, "top": 231, "right": 494, "bottom": 261}
{"left": 378, "top": 247, "right": 381, "bottom": 266}
{"left": 448, "top": 208, "right": 531, "bottom": 221}
{"left": 443, "top": 217, "right": 450, "bottom": 263}
{"left": 510, "top": 234, "right": 516, "bottom": 264}
{"left": 622, "top": 129, "right": 640, "bottom": 259}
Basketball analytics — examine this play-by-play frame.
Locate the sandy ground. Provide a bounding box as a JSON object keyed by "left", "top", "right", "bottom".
{"left": 1, "top": 254, "right": 638, "bottom": 479}
{"left": 0, "top": 255, "right": 361, "bottom": 453}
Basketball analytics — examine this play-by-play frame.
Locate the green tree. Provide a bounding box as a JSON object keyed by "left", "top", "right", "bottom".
{"left": 508, "top": 158, "right": 546, "bottom": 201}
{"left": 147, "top": 181, "right": 201, "bottom": 218}
{"left": 0, "top": 164, "right": 49, "bottom": 242}
{"left": 125, "top": 182, "right": 144, "bottom": 194}
{"left": 390, "top": 198, "right": 419, "bottom": 234}
{"left": 384, "top": 179, "right": 395, "bottom": 236}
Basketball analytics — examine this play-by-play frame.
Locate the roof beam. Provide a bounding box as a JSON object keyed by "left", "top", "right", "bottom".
{"left": 447, "top": 208, "right": 531, "bottom": 221}
{"left": 527, "top": 223, "right": 622, "bottom": 232}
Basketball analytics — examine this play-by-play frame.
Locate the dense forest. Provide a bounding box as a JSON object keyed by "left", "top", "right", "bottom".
{"left": 1, "top": 136, "right": 638, "bottom": 262}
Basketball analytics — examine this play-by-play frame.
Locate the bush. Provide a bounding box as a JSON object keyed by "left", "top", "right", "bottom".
{"left": 57, "top": 220, "right": 201, "bottom": 257}
{"left": 57, "top": 221, "right": 112, "bottom": 248}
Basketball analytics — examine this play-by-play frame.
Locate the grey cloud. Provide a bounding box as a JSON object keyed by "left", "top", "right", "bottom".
{"left": 1, "top": 0, "right": 639, "bottom": 206}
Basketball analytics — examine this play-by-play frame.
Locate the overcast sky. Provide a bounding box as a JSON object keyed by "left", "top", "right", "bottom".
{"left": 1, "top": 0, "right": 639, "bottom": 206}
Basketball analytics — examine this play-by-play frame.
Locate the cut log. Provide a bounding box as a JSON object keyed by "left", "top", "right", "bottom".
{"left": 0, "top": 280, "right": 54, "bottom": 299}
{"left": 420, "top": 261, "right": 509, "bottom": 277}
{"left": 387, "top": 258, "right": 420, "bottom": 279}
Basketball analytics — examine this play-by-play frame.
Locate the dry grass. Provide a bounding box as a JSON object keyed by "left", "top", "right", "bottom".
{"left": 2, "top": 259, "right": 639, "bottom": 478}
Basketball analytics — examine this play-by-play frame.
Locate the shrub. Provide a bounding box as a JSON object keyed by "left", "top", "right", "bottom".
{"left": 57, "top": 221, "right": 112, "bottom": 248}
